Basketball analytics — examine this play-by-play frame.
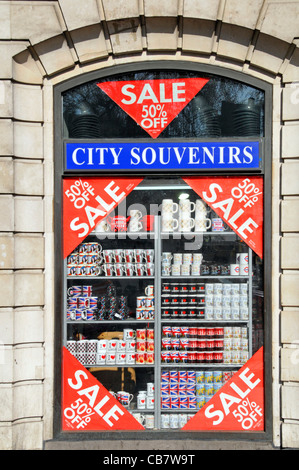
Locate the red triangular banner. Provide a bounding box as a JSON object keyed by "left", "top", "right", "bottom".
{"left": 63, "top": 176, "right": 143, "bottom": 258}
{"left": 62, "top": 347, "right": 145, "bottom": 431}
{"left": 182, "top": 347, "right": 264, "bottom": 431}
{"left": 97, "top": 78, "right": 209, "bottom": 138}
{"left": 183, "top": 176, "right": 263, "bottom": 258}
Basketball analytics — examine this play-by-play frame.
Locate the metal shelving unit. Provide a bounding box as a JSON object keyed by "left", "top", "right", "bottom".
{"left": 63, "top": 215, "right": 252, "bottom": 430}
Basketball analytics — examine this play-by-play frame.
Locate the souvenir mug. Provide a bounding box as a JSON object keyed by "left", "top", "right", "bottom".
{"left": 162, "top": 199, "right": 178, "bottom": 214}
{"left": 178, "top": 214, "right": 195, "bottom": 232}
{"left": 103, "top": 263, "right": 115, "bottom": 276}
{"left": 162, "top": 214, "right": 178, "bottom": 232}
{"left": 194, "top": 217, "right": 211, "bottom": 232}
{"left": 117, "top": 391, "right": 133, "bottom": 407}
{"left": 179, "top": 199, "right": 195, "bottom": 214}
{"left": 211, "top": 217, "right": 228, "bottom": 232}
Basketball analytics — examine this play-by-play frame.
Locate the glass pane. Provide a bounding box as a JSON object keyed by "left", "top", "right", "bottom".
{"left": 63, "top": 71, "right": 264, "bottom": 139}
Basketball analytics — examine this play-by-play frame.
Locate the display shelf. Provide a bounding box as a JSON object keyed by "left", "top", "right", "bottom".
{"left": 64, "top": 214, "right": 253, "bottom": 430}
{"left": 83, "top": 363, "right": 155, "bottom": 369}
{"left": 66, "top": 320, "right": 155, "bottom": 324}
{"left": 67, "top": 276, "right": 155, "bottom": 280}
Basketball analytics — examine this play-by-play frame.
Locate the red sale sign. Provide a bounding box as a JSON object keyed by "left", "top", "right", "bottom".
{"left": 183, "top": 176, "right": 263, "bottom": 258}
{"left": 62, "top": 348, "right": 145, "bottom": 431}
{"left": 63, "top": 176, "right": 143, "bottom": 258}
{"left": 182, "top": 347, "right": 264, "bottom": 431}
{"left": 97, "top": 78, "right": 209, "bottom": 138}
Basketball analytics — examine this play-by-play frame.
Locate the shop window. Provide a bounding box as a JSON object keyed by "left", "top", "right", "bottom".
{"left": 56, "top": 66, "right": 269, "bottom": 437}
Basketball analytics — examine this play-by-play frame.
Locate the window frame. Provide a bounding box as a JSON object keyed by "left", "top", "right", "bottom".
{"left": 53, "top": 61, "right": 273, "bottom": 443}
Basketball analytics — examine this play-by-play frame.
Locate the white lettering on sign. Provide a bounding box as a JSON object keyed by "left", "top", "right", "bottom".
{"left": 67, "top": 368, "right": 124, "bottom": 427}
{"left": 201, "top": 179, "right": 260, "bottom": 239}
{"left": 66, "top": 180, "right": 126, "bottom": 238}
{"left": 204, "top": 367, "right": 262, "bottom": 428}
{"left": 70, "top": 145, "right": 255, "bottom": 169}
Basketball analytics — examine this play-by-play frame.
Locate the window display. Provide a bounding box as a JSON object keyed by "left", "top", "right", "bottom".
{"left": 59, "top": 68, "right": 267, "bottom": 436}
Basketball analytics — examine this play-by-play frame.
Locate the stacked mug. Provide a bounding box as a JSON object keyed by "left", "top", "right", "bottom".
{"left": 194, "top": 199, "right": 211, "bottom": 232}
{"left": 102, "top": 248, "right": 154, "bottom": 277}
{"left": 230, "top": 252, "right": 249, "bottom": 276}
{"left": 67, "top": 242, "right": 103, "bottom": 276}
{"left": 128, "top": 210, "right": 143, "bottom": 233}
{"left": 161, "top": 199, "right": 179, "bottom": 232}
{"left": 136, "top": 284, "right": 155, "bottom": 320}
{"left": 162, "top": 251, "right": 203, "bottom": 276}
{"left": 136, "top": 382, "right": 155, "bottom": 410}
{"left": 178, "top": 199, "right": 195, "bottom": 232}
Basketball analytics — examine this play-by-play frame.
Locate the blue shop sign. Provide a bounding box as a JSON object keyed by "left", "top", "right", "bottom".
{"left": 65, "top": 141, "right": 261, "bottom": 172}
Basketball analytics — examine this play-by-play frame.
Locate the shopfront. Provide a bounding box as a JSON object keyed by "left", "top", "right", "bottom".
{"left": 54, "top": 63, "right": 272, "bottom": 440}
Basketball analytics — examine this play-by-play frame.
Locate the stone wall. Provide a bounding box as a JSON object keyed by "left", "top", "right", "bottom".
{"left": 0, "top": 0, "right": 298, "bottom": 450}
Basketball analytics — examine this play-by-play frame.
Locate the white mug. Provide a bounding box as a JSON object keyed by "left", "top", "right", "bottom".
{"left": 162, "top": 199, "right": 178, "bottom": 214}
{"left": 179, "top": 414, "right": 188, "bottom": 427}
{"left": 95, "top": 218, "right": 110, "bottom": 232}
{"left": 161, "top": 414, "right": 170, "bottom": 429}
{"left": 124, "top": 262, "right": 136, "bottom": 276}
{"left": 97, "top": 352, "right": 106, "bottom": 364}
{"left": 103, "top": 249, "right": 114, "bottom": 263}
{"left": 113, "top": 249, "right": 124, "bottom": 263}
{"left": 173, "top": 253, "right": 183, "bottom": 264}
{"left": 129, "top": 209, "right": 142, "bottom": 220}
{"left": 145, "top": 263, "right": 155, "bottom": 276}
{"left": 212, "top": 217, "right": 227, "bottom": 232}
{"left": 125, "top": 339, "right": 136, "bottom": 351}
{"left": 236, "top": 253, "right": 249, "bottom": 265}
{"left": 103, "top": 263, "right": 115, "bottom": 276}
{"left": 137, "top": 391, "right": 147, "bottom": 409}
{"left": 133, "top": 413, "right": 145, "bottom": 425}
{"left": 195, "top": 217, "right": 211, "bottom": 232}
{"left": 124, "top": 249, "right": 135, "bottom": 263}
{"left": 162, "top": 215, "right": 178, "bottom": 232}
{"left": 145, "top": 249, "right": 154, "bottom": 262}
{"left": 195, "top": 199, "right": 207, "bottom": 212}
{"left": 116, "top": 352, "right": 126, "bottom": 364}
{"left": 178, "top": 215, "right": 195, "bottom": 232}
{"left": 129, "top": 219, "right": 143, "bottom": 232}
{"left": 134, "top": 249, "right": 145, "bottom": 262}
{"left": 183, "top": 253, "right": 193, "bottom": 264}
{"left": 114, "top": 263, "right": 125, "bottom": 276}
{"left": 230, "top": 264, "right": 240, "bottom": 276}
{"left": 239, "top": 264, "right": 249, "bottom": 275}
{"left": 106, "top": 351, "right": 116, "bottom": 364}
{"left": 147, "top": 382, "right": 155, "bottom": 396}
{"left": 107, "top": 339, "right": 117, "bottom": 351}
{"left": 126, "top": 352, "right": 136, "bottom": 364}
{"left": 181, "top": 263, "right": 190, "bottom": 276}
{"left": 179, "top": 199, "right": 195, "bottom": 213}
{"left": 170, "top": 414, "right": 179, "bottom": 429}
{"left": 145, "top": 414, "right": 154, "bottom": 429}
{"left": 135, "top": 263, "right": 146, "bottom": 276}
{"left": 116, "top": 340, "right": 126, "bottom": 351}
{"left": 191, "top": 264, "right": 200, "bottom": 275}
{"left": 117, "top": 391, "right": 133, "bottom": 407}
{"left": 171, "top": 264, "right": 181, "bottom": 276}
{"left": 97, "top": 340, "right": 107, "bottom": 351}
{"left": 162, "top": 252, "right": 173, "bottom": 262}
{"left": 145, "top": 285, "right": 154, "bottom": 296}
{"left": 193, "top": 253, "right": 203, "bottom": 264}
{"left": 123, "top": 328, "right": 135, "bottom": 340}
{"left": 162, "top": 264, "right": 171, "bottom": 275}
{"left": 146, "top": 395, "right": 155, "bottom": 409}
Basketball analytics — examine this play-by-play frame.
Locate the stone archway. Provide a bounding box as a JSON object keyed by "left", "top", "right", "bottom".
{"left": 1, "top": 0, "right": 299, "bottom": 450}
